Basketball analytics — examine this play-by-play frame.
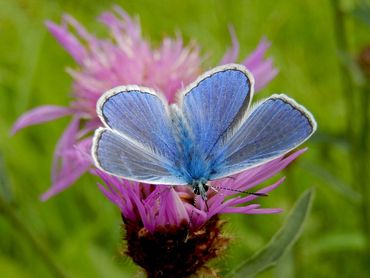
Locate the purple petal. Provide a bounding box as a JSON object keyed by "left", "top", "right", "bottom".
{"left": 12, "top": 106, "right": 72, "bottom": 134}
{"left": 62, "top": 15, "right": 97, "bottom": 45}
{"left": 241, "top": 37, "right": 278, "bottom": 92}
{"left": 185, "top": 202, "right": 207, "bottom": 228}
{"left": 220, "top": 204, "right": 261, "bottom": 214}
{"left": 98, "top": 183, "right": 119, "bottom": 206}
{"left": 45, "top": 20, "right": 87, "bottom": 64}
{"left": 40, "top": 161, "right": 90, "bottom": 201}
{"left": 77, "top": 118, "right": 101, "bottom": 138}
{"left": 246, "top": 208, "right": 283, "bottom": 214}
{"left": 41, "top": 117, "right": 91, "bottom": 200}
{"left": 219, "top": 149, "right": 306, "bottom": 193}
{"left": 97, "top": 173, "right": 138, "bottom": 221}
{"left": 74, "top": 138, "right": 93, "bottom": 162}
{"left": 225, "top": 177, "right": 286, "bottom": 207}
{"left": 252, "top": 59, "right": 279, "bottom": 91}
{"left": 243, "top": 37, "right": 270, "bottom": 68}
{"left": 164, "top": 188, "right": 189, "bottom": 225}
{"left": 240, "top": 149, "right": 306, "bottom": 190}
{"left": 127, "top": 185, "right": 151, "bottom": 229}
{"left": 220, "top": 25, "right": 239, "bottom": 64}
{"left": 52, "top": 118, "right": 80, "bottom": 181}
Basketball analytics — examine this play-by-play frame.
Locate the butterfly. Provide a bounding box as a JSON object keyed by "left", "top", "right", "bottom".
{"left": 92, "top": 64, "right": 316, "bottom": 201}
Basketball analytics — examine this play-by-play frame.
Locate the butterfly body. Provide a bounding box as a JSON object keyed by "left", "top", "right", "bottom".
{"left": 162, "top": 110, "right": 208, "bottom": 199}
{"left": 92, "top": 64, "right": 316, "bottom": 201}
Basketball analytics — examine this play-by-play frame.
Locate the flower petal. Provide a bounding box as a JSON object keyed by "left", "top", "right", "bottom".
{"left": 243, "top": 37, "right": 271, "bottom": 68}
{"left": 41, "top": 118, "right": 91, "bottom": 200}
{"left": 12, "top": 106, "right": 72, "bottom": 134}
{"left": 246, "top": 208, "right": 283, "bottom": 214}
{"left": 52, "top": 117, "right": 80, "bottom": 181}
{"left": 242, "top": 37, "right": 278, "bottom": 92}
{"left": 218, "top": 148, "right": 306, "bottom": 193}
{"left": 220, "top": 25, "right": 239, "bottom": 64}
{"left": 40, "top": 161, "right": 90, "bottom": 201}
{"left": 220, "top": 204, "right": 261, "bottom": 214}
{"left": 224, "top": 177, "right": 286, "bottom": 207}
{"left": 164, "top": 188, "right": 190, "bottom": 226}
{"left": 45, "top": 19, "right": 87, "bottom": 64}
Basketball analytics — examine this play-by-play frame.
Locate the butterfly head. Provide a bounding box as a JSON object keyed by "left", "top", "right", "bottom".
{"left": 191, "top": 179, "right": 209, "bottom": 201}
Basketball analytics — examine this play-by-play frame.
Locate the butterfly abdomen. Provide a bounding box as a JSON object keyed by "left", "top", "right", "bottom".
{"left": 169, "top": 105, "right": 194, "bottom": 181}
{"left": 170, "top": 105, "right": 214, "bottom": 183}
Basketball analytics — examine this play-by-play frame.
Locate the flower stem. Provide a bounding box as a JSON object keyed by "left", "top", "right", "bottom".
{"left": 331, "top": 0, "right": 370, "bottom": 263}
{"left": 0, "top": 197, "right": 66, "bottom": 278}
{"left": 358, "top": 83, "right": 370, "bottom": 261}
{"left": 283, "top": 167, "right": 300, "bottom": 275}
{"left": 330, "top": 0, "right": 355, "bottom": 142}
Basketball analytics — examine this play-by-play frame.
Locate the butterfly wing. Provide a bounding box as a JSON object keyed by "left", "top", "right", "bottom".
{"left": 92, "top": 86, "right": 186, "bottom": 184}
{"left": 97, "top": 85, "right": 179, "bottom": 161}
{"left": 210, "top": 94, "right": 316, "bottom": 179}
{"left": 93, "top": 128, "right": 185, "bottom": 184}
{"left": 180, "top": 64, "right": 254, "bottom": 157}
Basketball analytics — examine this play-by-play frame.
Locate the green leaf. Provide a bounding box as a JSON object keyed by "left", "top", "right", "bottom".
{"left": 226, "top": 188, "right": 315, "bottom": 278}
{"left": 307, "top": 232, "right": 366, "bottom": 254}
{"left": 300, "top": 161, "right": 361, "bottom": 203}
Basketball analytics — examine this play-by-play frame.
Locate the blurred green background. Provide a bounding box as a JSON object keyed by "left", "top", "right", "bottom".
{"left": 1, "top": 0, "right": 369, "bottom": 277}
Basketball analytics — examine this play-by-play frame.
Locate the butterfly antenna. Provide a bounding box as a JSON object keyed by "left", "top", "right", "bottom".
{"left": 212, "top": 185, "right": 268, "bottom": 197}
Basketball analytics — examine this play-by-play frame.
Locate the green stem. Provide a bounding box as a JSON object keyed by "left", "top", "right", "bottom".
{"left": 283, "top": 167, "right": 300, "bottom": 276}
{"left": 330, "top": 0, "right": 356, "bottom": 141}
{"left": 358, "top": 83, "right": 370, "bottom": 260}
{"left": 331, "top": 0, "right": 370, "bottom": 263}
{"left": 0, "top": 197, "right": 67, "bottom": 278}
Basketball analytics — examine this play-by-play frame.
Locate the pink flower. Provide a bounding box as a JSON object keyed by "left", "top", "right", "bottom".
{"left": 12, "top": 6, "right": 278, "bottom": 200}
{"left": 95, "top": 148, "right": 305, "bottom": 277}
{"left": 98, "top": 149, "right": 305, "bottom": 232}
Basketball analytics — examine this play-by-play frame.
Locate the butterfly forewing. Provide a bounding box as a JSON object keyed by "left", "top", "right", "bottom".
{"left": 180, "top": 64, "right": 254, "bottom": 158}
{"left": 210, "top": 94, "right": 316, "bottom": 180}
{"left": 97, "top": 86, "right": 179, "bottom": 161}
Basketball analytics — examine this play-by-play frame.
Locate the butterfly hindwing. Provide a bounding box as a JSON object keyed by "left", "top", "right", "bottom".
{"left": 92, "top": 128, "right": 186, "bottom": 185}
{"left": 210, "top": 94, "right": 316, "bottom": 179}
{"left": 180, "top": 64, "right": 254, "bottom": 157}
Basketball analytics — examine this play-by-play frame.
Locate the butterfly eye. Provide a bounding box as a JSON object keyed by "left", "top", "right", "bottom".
{"left": 192, "top": 186, "right": 200, "bottom": 195}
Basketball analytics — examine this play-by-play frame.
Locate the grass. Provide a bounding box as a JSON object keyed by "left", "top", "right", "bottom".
{"left": 0, "top": 0, "right": 369, "bottom": 277}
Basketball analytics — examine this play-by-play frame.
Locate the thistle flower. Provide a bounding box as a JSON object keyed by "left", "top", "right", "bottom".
{"left": 12, "top": 6, "right": 278, "bottom": 200}
{"left": 96, "top": 149, "right": 306, "bottom": 277}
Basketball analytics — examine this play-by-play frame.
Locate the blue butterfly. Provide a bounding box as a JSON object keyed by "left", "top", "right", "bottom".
{"left": 92, "top": 64, "right": 316, "bottom": 201}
